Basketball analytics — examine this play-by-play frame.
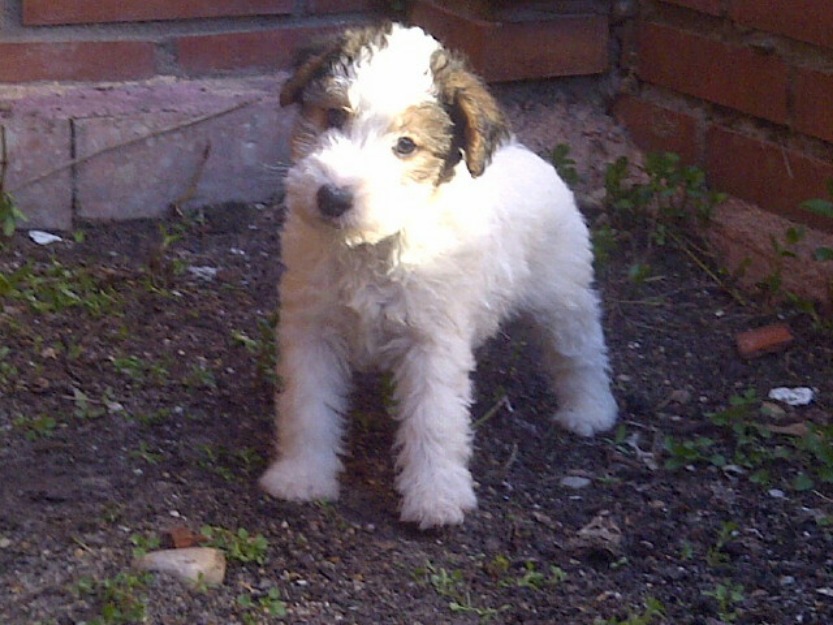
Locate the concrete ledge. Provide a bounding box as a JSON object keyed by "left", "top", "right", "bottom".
{"left": 1, "top": 75, "right": 292, "bottom": 230}
{"left": 709, "top": 198, "right": 833, "bottom": 311}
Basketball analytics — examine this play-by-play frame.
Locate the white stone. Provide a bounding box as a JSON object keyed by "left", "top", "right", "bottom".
{"left": 768, "top": 387, "right": 814, "bottom": 407}
{"left": 134, "top": 547, "right": 226, "bottom": 587}
{"left": 28, "top": 230, "right": 63, "bottom": 245}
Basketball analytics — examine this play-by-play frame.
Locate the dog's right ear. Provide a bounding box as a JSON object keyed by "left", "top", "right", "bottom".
{"left": 279, "top": 39, "right": 341, "bottom": 107}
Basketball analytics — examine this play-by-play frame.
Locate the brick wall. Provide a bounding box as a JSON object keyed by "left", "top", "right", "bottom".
{"left": 0, "top": 0, "right": 384, "bottom": 82}
{"left": 616, "top": 0, "right": 833, "bottom": 232}
{"left": 0, "top": 0, "right": 615, "bottom": 232}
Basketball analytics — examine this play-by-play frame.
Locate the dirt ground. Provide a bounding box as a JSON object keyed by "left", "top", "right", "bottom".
{"left": 1, "top": 81, "right": 832, "bottom": 625}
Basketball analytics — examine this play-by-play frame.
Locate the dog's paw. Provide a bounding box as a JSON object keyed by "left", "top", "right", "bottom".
{"left": 398, "top": 466, "right": 477, "bottom": 530}
{"left": 259, "top": 458, "right": 340, "bottom": 502}
{"left": 554, "top": 392, "right": 618, "bottom": 438}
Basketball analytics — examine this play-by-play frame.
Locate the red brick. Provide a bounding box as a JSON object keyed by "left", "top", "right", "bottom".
{"left": 306, "top": 0, "right": 384, "bottom": 14}
{"left": 735, "top": 323, "right": 794, "bottom": 359}
{"left": 22, "top": 0, "right": 293, "bottom": 26}
{"left": 637, "top": 22, "right": 789, "bottom": 124}
{"left": 0, "top": 41, "right": 156, "bottom": 83}
{"left": 613, "top": 94, "right": 700, "bottom": 164}
{"left": 411, "top": 1, "right": 608, "bottom": 81}
{"left": 659, "top": 0, "right": 724, "bottom": 15}
{"left": 175, "top": 27, "right": 344, "bottom": 75}
{"left": 706, "top": 126, "right": 833, "bottom": 231}
{"left": 730, "top": 0, "right": 833, "bottom": 50}
{"left": 794, "top": 68, "right": 833, "bottom": 145}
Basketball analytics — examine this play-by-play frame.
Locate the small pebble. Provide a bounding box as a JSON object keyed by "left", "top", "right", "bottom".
{"left": 188, "top": 266, "right": 219, "bottom": 281}
{"left": 768, "top": 489, "right": 786, "bottom": 499}
{"left": 560, "top": 476, "right": 592, "bottom": 489}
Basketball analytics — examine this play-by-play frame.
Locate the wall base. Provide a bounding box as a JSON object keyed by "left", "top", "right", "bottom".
{"left": 1, "top": 76, "right": 292, "bottom": 230}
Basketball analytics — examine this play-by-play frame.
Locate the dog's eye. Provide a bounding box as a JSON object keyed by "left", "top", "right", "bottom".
{"left": 326, "top": 108, "right": 348, "bottom": 130}
{"left": 393, "top": 136, "right": 417, "bottom": 157}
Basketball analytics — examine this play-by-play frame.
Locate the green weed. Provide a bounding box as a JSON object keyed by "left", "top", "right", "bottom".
{"left": 703, "top": 581, "right": 745, "bottom": 622}
{"left": 595, "top": 596, "right": 665, "bottom": 625}
{"left": 663, "top": 389, "right": 833, "bottom": 491}
{"left": 606, "top": 152, "right": 721, "bottom": 238}
{"left": 13, "top": 413, "right": 58, "bottom": 440}
{"left": 602, "top": 152, "right": 725, "bottom": 282}
{"left": 76, "top": 571, "right": 152, "bottom": 625}
{"left": 238, "top": 586, "right": 287, "bottom": 624}
{"left": 489, "top": 555, "right": 568, "bottom": 590}
{"left": 0, "top": 130, "right": 27, "bottom": 237}
{"left": 801, "top": 179, "right": 833, "bottom": 262}
{"left": 200, "top": 525, "right": 269, "bottom": 565}
{"left": 112, "top": 355, "right": 169, "bottom": 385}
{"left": 546, "top": 143, "right": 581, "bottom": 189}
{"left": 72, "top": 387, "right": 108, "bottom": 420}
{"left": 416, "top": 561, "right": 509, "bottom": 623}
{"left": 0, "top": 189, "right": 25, "bottom": 237}
{"left": 198, "top": 444, "right": 263, "bottom": 482}
{"left": 706, "top": 521, "right": 739, "bottom": 568}
{"left": 0, "top": 346, "right": 18, "bottom": 388}
{"left": 129, "top": 532, "right": 161, "bottom": 559}
{"left": 0, "top": 260, "right": 122, "bottom": 316}
{"left": 231, "top": 312, "right": 279, "bottom": 383}
{"left": 130, "top": 442, "right": 163, "bottom": 465}
{"left": 183, "top": 362, "right": 217, "bottom": 389}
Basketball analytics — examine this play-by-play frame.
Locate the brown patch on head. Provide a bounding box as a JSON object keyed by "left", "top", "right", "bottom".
{"left": 430, "top": 49, "right": 509, "bottom": 177}
{"left": 279, "top": 22, "right": 397, "bottom": 161}
{"left": 280, "top": 22, "right": 396, "bottom": 107}
{"left": 392, "top": 103, "right": 457, "bottom": 184}
{"left": 279, "top": 40, "right": 341, "bottom": 108}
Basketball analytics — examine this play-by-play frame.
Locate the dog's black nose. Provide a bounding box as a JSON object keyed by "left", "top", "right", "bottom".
{"left": 317, "top": 184, "right": 353, "bottom": 218}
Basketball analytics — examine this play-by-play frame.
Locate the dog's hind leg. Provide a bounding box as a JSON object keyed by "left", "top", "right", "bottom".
{"left": 259, "top": 321, "right": 350, "bottom": 502}
{"left": 531, "top": 287, "right": 617, "bottom": 437}
{"left": 391, "top": 340, "right": 478, "bottom": 529}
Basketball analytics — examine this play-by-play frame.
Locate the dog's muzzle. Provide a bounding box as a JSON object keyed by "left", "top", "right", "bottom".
{"left": 317, "top": 184, "right": 353, "bottom": 219}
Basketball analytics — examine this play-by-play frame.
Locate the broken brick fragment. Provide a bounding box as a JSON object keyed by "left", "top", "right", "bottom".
{"left": 167, "top": 525, "right": 206, "bottom": 549}
{"left": 735, "top": 323, "right": 794, "bottom": 359}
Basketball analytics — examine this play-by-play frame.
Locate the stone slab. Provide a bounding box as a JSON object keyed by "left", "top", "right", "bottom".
{"left": 2, "top": 118, "right": 73, "bottom": 231}
{"left": 0, "top": 76, "right": 293, "bottom": 228}
{"left": 74, "top": 98, "right": 292, "bottom": 220}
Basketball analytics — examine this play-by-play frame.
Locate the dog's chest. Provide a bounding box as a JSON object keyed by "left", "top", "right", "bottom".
{"left": 338, "top": 274, "right": 415, "bottom": 369}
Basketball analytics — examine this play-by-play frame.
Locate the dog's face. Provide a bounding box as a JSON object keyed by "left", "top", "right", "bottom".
{"left": 280, "top": 23, "right": 509, "bottom": 246}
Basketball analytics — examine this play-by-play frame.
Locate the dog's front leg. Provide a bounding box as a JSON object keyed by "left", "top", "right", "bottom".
{"left": 392, "top": 340, "right": 477, "bottom": 529}
{"left": 260, "top": 320, "right": 349, "bottom": 502}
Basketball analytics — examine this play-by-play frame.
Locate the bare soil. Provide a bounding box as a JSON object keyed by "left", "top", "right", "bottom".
{"left": 2, "top": 82, "right": 832, "bottom": 625}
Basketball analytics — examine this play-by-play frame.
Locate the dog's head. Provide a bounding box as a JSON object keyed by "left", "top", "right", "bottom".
{"left": 279, "top": 22, "right": 509, "bottom": 246}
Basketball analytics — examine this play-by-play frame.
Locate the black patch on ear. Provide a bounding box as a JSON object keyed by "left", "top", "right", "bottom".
{"left": 279, "top": 22, "right": 396, "bottom": 108}
{"left": 430, "top": 49, "right": 510, "bottom": 178}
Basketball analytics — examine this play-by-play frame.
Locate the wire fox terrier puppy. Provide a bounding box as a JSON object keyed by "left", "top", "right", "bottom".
{"left": 259, "top": 22, "right": 617, "bottom": 529}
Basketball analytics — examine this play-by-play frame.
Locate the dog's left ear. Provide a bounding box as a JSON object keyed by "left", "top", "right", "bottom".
{"left": 431, "top": 50, "right": 509, "bottom": 178}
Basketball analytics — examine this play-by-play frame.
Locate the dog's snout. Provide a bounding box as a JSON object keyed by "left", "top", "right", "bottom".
{"left": 317, "top": 184, "right": 353, "bottom": 218}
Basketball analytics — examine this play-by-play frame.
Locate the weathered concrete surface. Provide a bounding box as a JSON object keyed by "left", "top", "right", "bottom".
{"left": 2, "top": 117, "right": 73, "bottom": 230}
{"left": 1, "top": 76, "right": 293, "bottom": 230}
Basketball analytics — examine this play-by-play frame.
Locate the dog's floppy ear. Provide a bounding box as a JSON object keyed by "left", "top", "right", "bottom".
{"left": 431, "top": 50, "right": 509, "bottom": 178}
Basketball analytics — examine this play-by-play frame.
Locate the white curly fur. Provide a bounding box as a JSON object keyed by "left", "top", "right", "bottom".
{"left": 259, "top": 24, "right": 617, "bottom": 529}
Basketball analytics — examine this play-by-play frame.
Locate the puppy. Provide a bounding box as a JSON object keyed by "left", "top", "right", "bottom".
{"left": 259, "top": 22, "right": 617, "bottom": 529}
